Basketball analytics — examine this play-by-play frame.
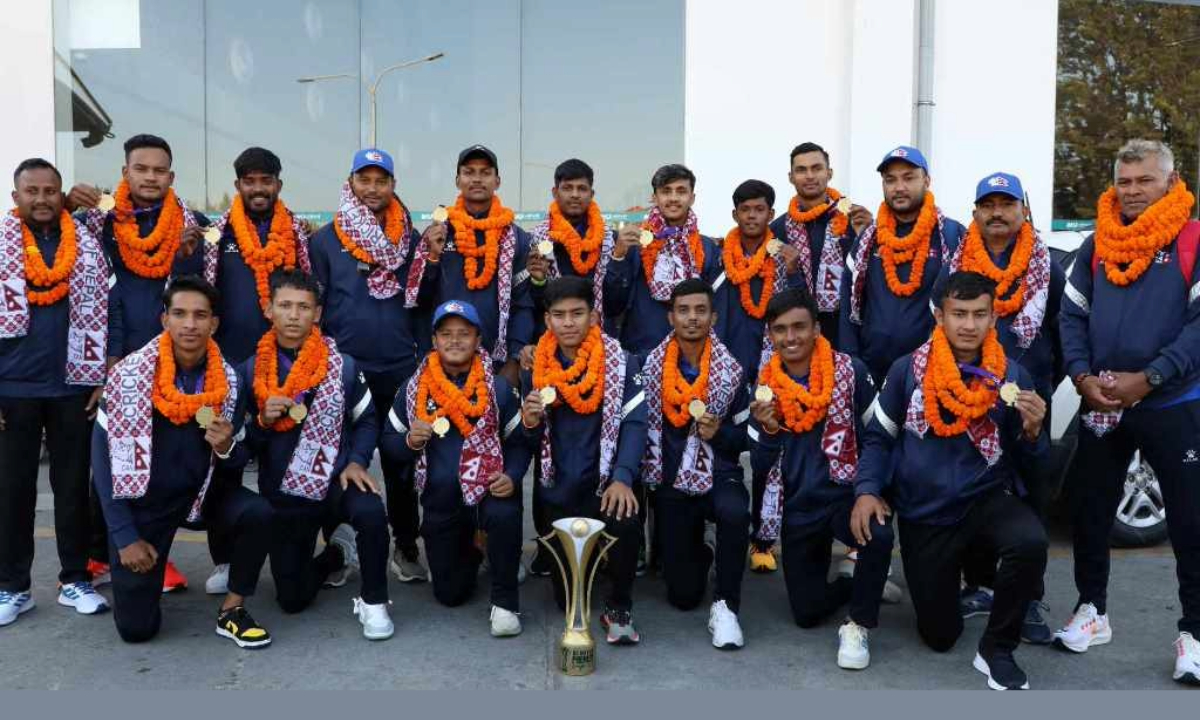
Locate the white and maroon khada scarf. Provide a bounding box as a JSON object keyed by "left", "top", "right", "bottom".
{"left": 334, "top": 182, "right": 413, "bottom": 300}
{"left": 204, "top": 203, "right": 312, "bottom": 290}
{"left": 405, "top": 212, "right": 520, "bottom": 363}
{"left": 904, "top": 339, "right": 1002, "bottom": 466}
{"left": 642, "top": 206, "right": 703, "bottom": 301}
{"left": 641, "top": 331, "right": 741, "bottom": 495}
{"left": 0, "top": 212, "right": 110, "bottom": 386}
{"left": 947, "top": 223, "right": 1051, "bottom": 350}
{"left": 104, "top": 333, "right": 239, "bottom": 523}
{"left": 847, "top": 208, "right": 949, "bottom": 325}
{"left": 757, "top": 349, "right": 859, "bottom": 542}
{"left": 277, "top": 335, "right": 345, "bottom": 501}
{"left": 537, "top": 332, "right": 627, "bottom": 496}
{"left": 784, "top": 203, "right": 847, "bottom": 312}
{"left": 405, "top": 351, "right": 505, "bottom": 506}
{"left": 529, "top": 218, "right": 614, "bottom": 312}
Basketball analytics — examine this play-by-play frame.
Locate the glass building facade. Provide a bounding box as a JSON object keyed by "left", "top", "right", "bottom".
{"left": 52, "top": 0, "right": 685, "bottom": 224}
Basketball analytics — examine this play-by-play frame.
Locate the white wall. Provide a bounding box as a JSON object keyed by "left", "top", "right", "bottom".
{"left": 928, "top": 0, "right": 1059, "bottom": 230}
{"left": 685, "top": 0, "right": 856, "bottom": 236}
{"left": 0, "top": 9, "right": 57, "bottom": 211}
{"left": 684, "top": 0, "right": 1059, "bottom": 233}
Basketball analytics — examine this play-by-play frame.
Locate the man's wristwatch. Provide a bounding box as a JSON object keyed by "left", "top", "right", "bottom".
{"left": 1144, "top": 368, "right": 1165, "bottom": 388}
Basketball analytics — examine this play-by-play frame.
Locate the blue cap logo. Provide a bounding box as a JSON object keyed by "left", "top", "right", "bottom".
{"left": 891, "top": 148, "right": 908, "bottom": 158}
{"left": 987, "top": 175, "right": 1010, "bottom": 188}
{"left": 365, "top": 151, "right": 383, "bottom": 162}
{"left": 445, "top": 301, "right": 464, "bottom": 313}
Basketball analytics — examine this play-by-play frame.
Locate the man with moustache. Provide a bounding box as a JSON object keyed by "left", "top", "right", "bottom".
{"left": 0, "top": 159, "right": 112, "bottom": 626}
{"left": 309, "top": 148, "right": 439, "bottom": 584}
{"left": 769, "top": 143, "right": 873, "bottom": 348}
{"left": 839, "top": 145, "right": 966, "bottom": 386}
{"left": 69, "top": 133, "right": 209, "bottom": 593}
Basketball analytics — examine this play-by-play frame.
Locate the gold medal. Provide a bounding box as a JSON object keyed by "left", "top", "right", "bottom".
{"left": 195, "top": 406, "right": 216, "bottom": 428}
{"left": 999, "top": 382, "right": 1021, "bottom": 407}
{"left": 767, "top": 238, "right": 783, "bottom": 256}
{"left": 97, "top": 193, "right": 116, "bottom": 213}
{"left": 537, "top": 239, "right": 554, "bottom": 257}
{"left": 755, "top": 385, "right": 775, "bottom": 403}
{"left": 432, "top": 206, "right": 449, "bottom": 223}
{"left": 539, "top": 386, "right": 557, "bottom": 405}
{"left": 836, "top": 197, "right": 852, "bottom": 215}
{"left": 688, "top": 399, "right": 707, "bottom": 420}
{"left": 639, "top": 229, "right": 654, "bottom": 247}
{"left": 288, "top": 404, "right": 308, "bottom": 422}
{"left": 431, "top": 416, "right": 451, "bottom": 438}
{"left": 203, "top": 227, "right": 221, "bottom": 244}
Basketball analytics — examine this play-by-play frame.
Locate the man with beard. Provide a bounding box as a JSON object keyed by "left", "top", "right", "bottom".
{"left": 69, "top": 133, "right": 209, "bottom": 593}
{"left": 199, "top": 147, "right": 312, "bottom": 596}
{"left": 309, "top": 148, "right": 439, "bottom": 584}
{"left": 839, "top": 146, "right": 965, "bottom": 386}
{"left": 768, "top": 142, "right": 873, "bottom": 348}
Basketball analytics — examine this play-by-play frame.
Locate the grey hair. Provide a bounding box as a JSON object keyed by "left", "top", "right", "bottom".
{"left": 1114, "top": 139, "right": 1175, "bottom": 181}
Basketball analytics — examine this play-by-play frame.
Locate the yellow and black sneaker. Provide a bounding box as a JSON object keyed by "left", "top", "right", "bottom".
{"left": 215, "top": 606, "right": 272, "bottom": 649}
{"left": 749, "top": 544, "right": 778, "bottom": 573}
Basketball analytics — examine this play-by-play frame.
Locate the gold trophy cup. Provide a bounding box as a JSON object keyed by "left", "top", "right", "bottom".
{"left": 538, "top": 517, "right": 617, "bottom": 676}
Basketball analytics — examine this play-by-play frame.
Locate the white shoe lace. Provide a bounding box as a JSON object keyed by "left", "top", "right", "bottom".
{"left": 841, "top": 622, "right": 868, "bottom": 649}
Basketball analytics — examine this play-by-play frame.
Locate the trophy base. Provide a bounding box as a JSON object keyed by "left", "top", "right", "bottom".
{"left": 559, "top": 630, "right": 597, "bottom": 676}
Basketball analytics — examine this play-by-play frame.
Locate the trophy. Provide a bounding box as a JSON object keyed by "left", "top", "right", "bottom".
{"left": 538, "top": 517, "right": 617, "bottom": 676}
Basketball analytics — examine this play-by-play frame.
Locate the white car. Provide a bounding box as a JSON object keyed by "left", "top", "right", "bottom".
{"left": 1045, "top": 231, "right": 1166, "bottom": 547}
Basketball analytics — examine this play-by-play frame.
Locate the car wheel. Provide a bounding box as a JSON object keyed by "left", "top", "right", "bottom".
{"left": 1109, "top": 452, "right": 1168, "bottom": 548}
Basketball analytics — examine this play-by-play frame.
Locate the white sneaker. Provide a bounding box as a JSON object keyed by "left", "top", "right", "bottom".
{"left": 837, "top": 620, "right": 871, "bottom": 670}
{"left": 205, "top": 564, "right": 230, "bottom": 595}
{"left": 1174, "top": 632, "right": 1200, "bottom": 686}
{"left": 708, "top": 599, "right": 745, "bottom": 649}
{"left": 325, "top": 525, "right": 359, "bottom": 588}
{"left": 0, "top": 590, "right": 36, "bottom": 626}
{"left": 490, "top": 605, "right": 522, "bottom": 637}
{"left": 57, "top": 582, "right": 109, "bottom": 615}
{"left": 352, "top": 597, "right": 394, "bottom": 641}
{"left": 1053, "top": 602, "right": 1112, "bottom": 653}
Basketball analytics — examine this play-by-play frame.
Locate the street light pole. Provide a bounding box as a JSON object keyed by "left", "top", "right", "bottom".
{"left": 297, "top": 51, "right": 445, "bottom": 147}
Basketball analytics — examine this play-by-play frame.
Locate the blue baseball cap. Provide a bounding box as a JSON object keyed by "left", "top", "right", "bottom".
{"left": 351, "top": 148, "right": 394, "bottom": 176}
{"left": 974, "top": 172, "right": 1024, "bottom": 203}
{"left": 432, "top": 300, "right": 482, "bottom": 331}
{"left": 876, "top": 145, "right": 929, "bottom": 173}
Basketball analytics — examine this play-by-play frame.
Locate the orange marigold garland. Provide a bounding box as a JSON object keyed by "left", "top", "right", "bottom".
{"left": 959, "top": 220, "right": 1035, "bottom": 317}
{"left": 112, "top": 179, "right": 183, "bottom": 279}
{"left": 722, "top": 226, "right": 776, "bottom": 318}
{"left": 152, "top": 332, "right": 230, "bottom": 425}
{"left": 253, "top": 328, "right": 330, "bottom": 432}
{"left": 532, "top": 325, "right": 605, "bottom": 414}
{"left": 923, "top": 326, "right": 1006, "bottom": 437}
{"left": 1094, "top": 180, "right": 1195, "bottom": 286}
{"left": 333, "top": 195, "right": 407, "bottom": 265}
{"left": 662, "top": 336, "right": 711, "bottom": 428}
{"left": 17, "top": 209, "right": 76, "bottom": 306}
{"left": 414, "top": 352, "right": 490, "bottom": 436}
{"left": 875, "top": 191, "right": 939, "bottom": 297}
{"left": 229, "top": 195, "right": 299, "bottom": 313}
{"left": 640, "top": 227, "right": 705, "bottom": 286}
{"left": 446, "top": 196, "right": 514, "bottom": 290}
{"left": 788, "top": 187, "right": 850, "bottom": 237}
{"left": 757, "top": 336, "right": 836, "bottom": 433}
{"left": 547, "top": 201, "right": 604, "bottom": 275}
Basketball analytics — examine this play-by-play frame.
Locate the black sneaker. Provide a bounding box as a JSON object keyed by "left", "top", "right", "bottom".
{"left": 973, "top": 645, "right": 1029, "bottom": 690}
{"left": 216, "top": 606, "right": 272, "bottom": 649}
{"left": 528, "top": 546, "right": 554, "bottom": 577}
{"left": 1021, "top": 600, "right": 1053, "bottom": 645}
